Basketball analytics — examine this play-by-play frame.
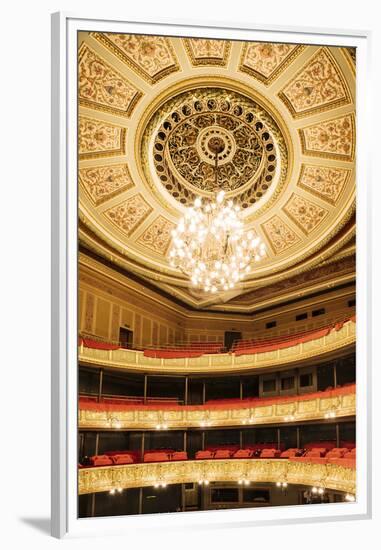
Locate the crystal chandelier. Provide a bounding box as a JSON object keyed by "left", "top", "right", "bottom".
{"left": 168, "top": 137, "right": 266, "bottom": 293}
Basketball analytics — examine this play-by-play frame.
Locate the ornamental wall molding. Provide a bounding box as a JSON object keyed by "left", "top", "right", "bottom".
{"left": 78, "top": 458, "right": 355, "bottom": 495}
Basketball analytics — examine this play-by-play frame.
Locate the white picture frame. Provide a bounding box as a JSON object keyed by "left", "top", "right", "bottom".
{"left": 51, "top": 12, "right": 372, "bottom": 539}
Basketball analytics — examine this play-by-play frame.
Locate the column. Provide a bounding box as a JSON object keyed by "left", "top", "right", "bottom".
{"left": 143, "top": 375, "right": 148, "bottom": 404}
{"left": 184, "top": 377, "right": 189, "bottom": 405}
{"left": 98, "top": 368, "right": 104, "bottom": 402}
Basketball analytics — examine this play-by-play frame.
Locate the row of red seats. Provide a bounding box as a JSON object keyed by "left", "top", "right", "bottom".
{"left": 82, "top": 444, "right": 355, "bottom": 468}
{"left": 232, "top": 316, "right": 355, "bottom": 355}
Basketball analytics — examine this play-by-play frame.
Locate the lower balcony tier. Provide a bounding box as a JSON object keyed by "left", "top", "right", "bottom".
{"left": 79, "top": 384, "right": 355, "bottom": 429}
{"left": 78, "top": 458, "right": 355, "bottom": 496}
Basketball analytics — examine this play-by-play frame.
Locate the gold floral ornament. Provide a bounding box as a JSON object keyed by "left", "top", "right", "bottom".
{"left": 284, "top": 194, "right": 328, "bottom": 235}
{"left": 298, "top": 165, "right": 350, "bottom": 205}
{"left": 78, "top": 43, "right": 142, "bottom": 116}
{"left": 137, "top": 216, "right": 176, "bottom": 255}
{"left": 104, "top": 194, "right": 152, "bottom": 237}
{"left": 299, "top": 115, "right": 355, "bottom": 160}
{"left": 79, "top": 164, "right": 134, "bottom": 206}
{"left": 183, "top": 38, "right": 231, "bottom": 66}
{"left": 92, "top": 33, "right": 179, "bottom": 84}
{"left": 240, "top": 42, "right": 305, "bottom": 83}
{"left": 279, "top": 48, "right": 350, "bottom": 117}
{"left": 262, "top": 215, "right": 301, "bottom": 254}
{"left": 78, "top": 117, "right": 126, "bottom": 159}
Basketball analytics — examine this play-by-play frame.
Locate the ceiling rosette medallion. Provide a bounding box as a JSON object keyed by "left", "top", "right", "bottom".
{"left": 141, "top": 87, "right": 289, "bottom": 211}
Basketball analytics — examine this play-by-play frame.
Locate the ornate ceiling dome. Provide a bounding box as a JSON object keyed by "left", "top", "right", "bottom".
{"left": 141, "top": 87, "right": 287, "bottom": 210}
{"left": 78, "top": 34, "right": 356, "bottom": 311}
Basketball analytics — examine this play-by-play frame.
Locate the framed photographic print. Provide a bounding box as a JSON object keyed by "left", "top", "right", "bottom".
{"left": 51, "top": 12, "right": 372, "bottom": 539}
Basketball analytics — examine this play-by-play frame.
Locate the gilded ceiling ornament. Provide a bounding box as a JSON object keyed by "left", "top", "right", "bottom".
{"left": 299, "top": 115, "right": 355, "bottom": 160}
{"left": 78, "top": 116, "right": 126, "bottom": 159}
{"left": 79, "top": 164, "right": 135, "bottom": 206}
{"left": 298, "top": 165, "right": 350, "bottom": 205}
{"left": 92, "top": 32, "right": 179, "bottom": 84}
{"left": 262, "top": 215, "right": 301, "bottom": 254}
{"left": 137, "top": 215, "right": 176, "bottom": 255}
{"left": 183, "top": 38, "right": 231, "bottom": 66}
{"left": 78, "top": 43, "right": 142, "bottom": 116}
{"left": 279, "top": 48, "right": 350, "bottom": 117}
{"left": 104, "top": 194, "right": 153, "bottom": 236}
{"left": 239, "top": 42, "right": 305, "bottom": 84}
{"left": 284, "top": 194, "right": 329, "bottom": 235}
{"left": 143, "top": 87, "right": 284, "bottom": 208}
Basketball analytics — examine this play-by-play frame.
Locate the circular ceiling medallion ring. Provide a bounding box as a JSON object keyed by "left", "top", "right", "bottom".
{"left": 136, "top": 76, "right": 293, "bottom": 221}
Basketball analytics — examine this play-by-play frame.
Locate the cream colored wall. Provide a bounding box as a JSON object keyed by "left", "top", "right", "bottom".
{"left": 79, "top": 257, "right": 355, "bottom": 347}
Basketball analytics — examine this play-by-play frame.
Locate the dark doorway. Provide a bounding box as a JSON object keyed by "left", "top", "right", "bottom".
{"left": 224, "top": 331, "right": 241, "bottom": 350}
{"left": 119, "top": 327, "right": 133, "bottom": 349}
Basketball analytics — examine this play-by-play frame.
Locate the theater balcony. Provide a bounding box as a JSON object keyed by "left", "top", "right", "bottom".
{"left": 79, "top": 317, "right": 355, "bottom": 375}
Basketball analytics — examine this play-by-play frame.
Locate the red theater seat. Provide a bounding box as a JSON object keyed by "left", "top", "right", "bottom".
{"left": 195, "top": 450, "right": 214, "bottom": 460}
{"left": 280, "top": 448, "right": 301, "bottom": 458}
{"left": 233, "top": 449, "right": 254, "bottom": 459}
{"left": 325, "top": 448, "right": 348, "bottom": 459}
{"left": 111, "top": 453, "right": 135, "bottom": 465}
{"left": 90, "top": 455, "right": 113, "bottom": 467}
{"left": 214, "top": 449, "right": 233, "bottom": 459}
{"left": 171, "top": 451, "right": 188, "bottom": 461}
{"left": 143, "top": 451, "right": 170, "bottom": 463}
{"left": 259, "top": 448, "right": 281, "bottom": 459}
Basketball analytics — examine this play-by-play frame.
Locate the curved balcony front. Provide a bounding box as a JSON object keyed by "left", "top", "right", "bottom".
{"left": 79, "top": 384, "right": 355, "bottom": 430}
{"left": 79, "top": 319, "right": 355, "bottom": 375}
{"left": 78, "top": 458, "right": 355, "bottom": 495}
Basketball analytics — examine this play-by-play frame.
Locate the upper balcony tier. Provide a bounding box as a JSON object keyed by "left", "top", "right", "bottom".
{"left": 79, "top": 318, "right": 355, "bottom": 374}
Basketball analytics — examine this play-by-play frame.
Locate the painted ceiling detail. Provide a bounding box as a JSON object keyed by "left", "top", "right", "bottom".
{"left": 143, "top": 87, "right": 286, "bottom": 208}
{"left": 79, "top": 164, "right": 135, "bottom": 206}
{"left": 104, "top": 194, "right": 152, "bottom": 237}
{"left": 299, "top": 115, "right": 355, "bottom": 160}
{"left": 78, "top": 43, "right": 142, "bottom": 116}
{"left": 262, "top": 215, "right": 301, "bottom": 253}
{"left": 283, "top": 194, "right": 329, "bottom": 235}
{"left": 239, "top": 43, "right": 305, "bottom": 84}
{"left": 78, "top": 33, "right": 356, "bottom": 311}
{"left": 183, "top": 38, "right": 231, "bottom": 66}
{"left": 78, "top": 116, "right": 126, "bottom": 159}
{"left": 297, "top": 165, "right": 349, "bottom": 205}
{"left": 137, "top": 215, "right": 175, "bottom": 255}
{"left": 92, "top": 33, "right": 179, "bottom": 84}
{"left": 279, "top": 48, "right": 350, "bottom": 117}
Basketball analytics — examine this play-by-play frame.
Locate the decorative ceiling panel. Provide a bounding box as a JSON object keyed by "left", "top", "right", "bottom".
{"left": 297, "top": 165, "right": 350, "bottom": 205}
{"left": 299, "top": 114, "right": 355, "bottom": 160}
{"left": 78, "top": 116, "right": 126, "bottom": 159}
{"left": 92, "top": 33, "right": 179, "bottom": 84}
{"left": 262, "top": 215, "right": 301, "bottom": 254}
{"left": 279, "top": 48, "right": 350, "bottom": 117}
{"left": 239, "top": 42, "right": 305, "bottom": 84}
{"left": 137, "top": 215, "right": 175, "bottom": 255}
{"left": 104, "top": 194, "right": 152, "bottom": 237}
{"left": 283, "top": 193, "right": 329, "bottom": 235}
{"left": 79, "top": 164, "right": 135, "bottom": 206}
{"left": 183, "top": 38, "right": 231, "bottom": 66}
{"left": 78, "top": 43, "right": 142, "bottom": 116}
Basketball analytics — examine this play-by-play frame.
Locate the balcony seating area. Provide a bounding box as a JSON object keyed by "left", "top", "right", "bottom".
{"left": 143, "top": 341, "right": 224, "bottom": 359}
{"left": 81, "top": 443, "right": 355, "bottom": 469}
{"left": 232, "top": 315, "right": 355, "bottom": 356}
{"left": 78, "top": 383, "right": 355, "bottom": 413}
